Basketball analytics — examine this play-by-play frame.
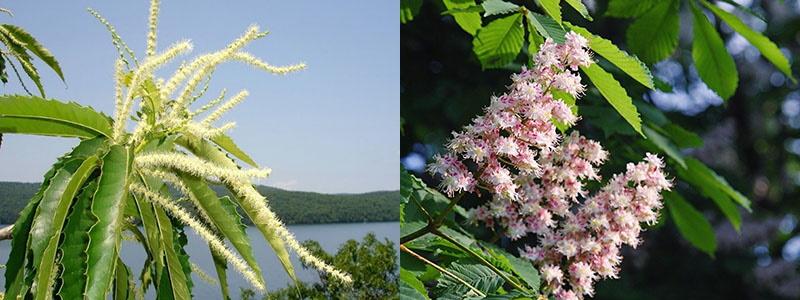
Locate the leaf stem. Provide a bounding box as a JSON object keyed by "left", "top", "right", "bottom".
{"left": 400, "top": 244, "right": 486, "bottom": 298}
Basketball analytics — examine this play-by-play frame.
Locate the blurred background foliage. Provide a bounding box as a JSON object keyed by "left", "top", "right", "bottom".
{"left": 240, "top": 233, "right": 399, "bottom": 300}
{"left": 401, "top": 0, "right": 800, "bottom": 299}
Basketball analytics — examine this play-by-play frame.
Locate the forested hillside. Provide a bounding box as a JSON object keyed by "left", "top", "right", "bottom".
{"left": 0, "top": 182, "right": 398, "bottom": 225}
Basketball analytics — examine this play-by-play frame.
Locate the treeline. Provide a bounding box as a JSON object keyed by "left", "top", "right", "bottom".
{"left": 0, "top": 182, "right": 399, "bottom": 225}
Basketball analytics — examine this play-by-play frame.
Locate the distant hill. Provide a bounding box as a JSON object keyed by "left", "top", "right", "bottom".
{"left": 0, "top": 182, "right": 399, "bottom": 225}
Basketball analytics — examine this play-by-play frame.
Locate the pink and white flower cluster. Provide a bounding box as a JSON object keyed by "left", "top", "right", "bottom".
{"left": 427, "top": 32, "right": 672, "bottom": 300}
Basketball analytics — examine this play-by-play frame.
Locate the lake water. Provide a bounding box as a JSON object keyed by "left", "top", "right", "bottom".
{"left": 0, "top": 222, "right": 399, "bottom": 299}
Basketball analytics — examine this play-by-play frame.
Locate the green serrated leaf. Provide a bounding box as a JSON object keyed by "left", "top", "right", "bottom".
{"left": 643, "top": 125, "right": 685, "bottom": 168}
{"left": 180, "top": 175, "right": 264, "bottom": 287}
{"left": 605, "top": 0, "right": 658, "bottom": 18}
{"left": 0, "top": 25, "right": 64, "bottom": 81}
{"left": 663, "top": 123, "right": 703, "bottom": 148}
{"left": 85, "top": 145, "right": 130, "bottom": 299}
{"left": 626, "top": 0, "right": 680, "bottom": 64}
{"left": 482, "top": 0, "right": 519, "bottom": 17}
{"left": 0, "top": 95, "right": 113, "bottom": 138}
{"left": 503, "top": 254, "right": 539, "bottom": 292}
{"left": 690, "top": 1, "right": 738, "bottom": 100}
{"left": 33, "top": 155, "right": 99, "bottom": 300}
{"left": 564, "top": 0, "right": 592, "bottom": 20}
{"left": 701, "top": 0, "right": 795, "bottom": 82}
{"left": 154, "top": 204, "right": 192, "bottom": 300}
{"left": 665, "top": 191, "right": 717, "bottom": 257}
{"left": 4, "top": 138, "right": 103, "bottom": 298}
{"left": 211, "top": 245, "right": 231, "bottom": 300}
{"left": 525, "top": 12, "right": 566, "bottom": 44}
{"left": 209, "top": 134, "right": 259, "bottom": 168}
{"left": 536, "top": 0, "right": 562, "bottom": 24}
{"left": 473, "top": 13, "right": 525, "bottom": 69}
{"left": 677, "top": 158, "right": 747, "bottom": 231}
{"left": 58, "top": 181, "right": 98, "bottom": 300}
{"left": 581, "top": 63, "right": 643, "bottom": 136}
{"left": 176, "top": 136, "right": 297, "bottom": 283}
{"left": 568, "top": 24, "right": 654, "bottom": 89}
{"left": 443, "top": 0, "right": 483, "bottom": 35}
{"left": 400, "top": 268, "right": 429, "bottom": 299}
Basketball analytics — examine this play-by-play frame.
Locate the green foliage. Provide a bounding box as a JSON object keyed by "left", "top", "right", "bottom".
{"left": 0, "top": 95, "right": 113, "bottom": 138}
{"left": 605, "top": 0, "right": 658, "bottom": 18}
{"left": 536, "top": 0, "right": 562, "bottom": 24}
{"left": 248, "top": 234, "right": 399, "bottom": 300}
{"left": 0, "top": 1, "right": 360, "bottom": 298}
{"left": 690, "top": 1, "right": 738, "bottom": 100}
{"left": 400, "top": 170, "right": 539, "bottom": 299}
{"left": 442, "top": 0, "right": 482, "bottom": 35}
{"left": 400, "top": 0, "right": 423, "bottom": 24}
{"left": 581, "top": 63, "right": 643, "bottom": 135}
{"left": 624, "top": 0, "right": 680, "bottom": 65}
{"left": 0, "top": 23, "right": 63, "bottom": 97}
{"left": 701, "top": 0, "right": 795, "bottom": 82}
{"left": 665, "top": 191, "right": 717, "bottom": 257}
{"left": 472, "top": 13, "right": 525, "bottom": 69}
{"left": 567, "top": 24, "right": 654, "bottom": 89}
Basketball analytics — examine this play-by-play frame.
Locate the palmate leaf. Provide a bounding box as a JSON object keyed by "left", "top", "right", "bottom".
{"left": 176, "top": 135, "right": 297, "bottom": 282}
{"left": 701, "top": 0, "right": 796, "bottom": 82}
{"left": 85, "top": 145, "right": 131, "bottom": 299}
{"left": 568, "top": 24, "right": 654, "bottom": 89}
{"left": 179, "top": 174, "right": 264, "bottom": 286}
{"left": 0, "top": 95, "right": 113, "bottom": 138}
{"left": 472, "top": 13, "right": 525, "bottom": 69}
{"left": 690, "top": 1, "right": 738, "bottom": 100}
{"left": 0, "top": 24, "right": 64, "bottom": 81}
{"left": 57, "top": 181, "right": 98, "bottom": 300}
{"left": 581, "top": 63, "right": 643, "bottom": 136}
{"left": 625, "top": 0, "right": 680, "bottom": 64}
{"left": 665, "top": 191, "right": 717, "bottom": 257}
{"left": 442, "top": 0, "right": 482, "bottom": 35}
{"left": 32, "top": 155, "right": 100, "bottom": 300}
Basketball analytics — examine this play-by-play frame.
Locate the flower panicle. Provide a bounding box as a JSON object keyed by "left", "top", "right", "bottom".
{"left": 428, "top": 31, "right": 673, "bottom": 300}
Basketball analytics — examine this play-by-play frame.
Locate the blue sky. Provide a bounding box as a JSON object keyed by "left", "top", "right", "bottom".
{"left": 0, "top": 1, "right": 398, "bottom": 193}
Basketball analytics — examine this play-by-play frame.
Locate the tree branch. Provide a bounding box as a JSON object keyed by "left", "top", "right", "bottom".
{"left": 0, "top": 224, "right": 14, "bottom": 240}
